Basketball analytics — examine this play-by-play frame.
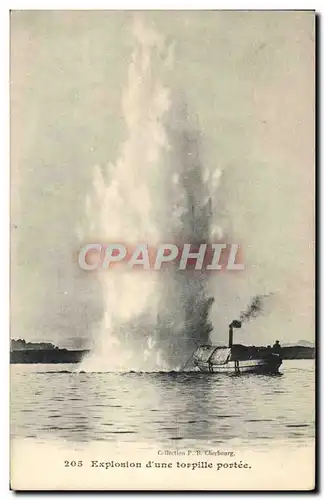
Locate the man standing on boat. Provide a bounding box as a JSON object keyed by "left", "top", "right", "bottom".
{"left": 272, "top": 340, "right": 282, "bottom": 354}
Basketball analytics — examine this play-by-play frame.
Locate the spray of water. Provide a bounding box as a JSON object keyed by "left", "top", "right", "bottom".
{"left": 79, "top": 18, "right": 219, "bottom": 372}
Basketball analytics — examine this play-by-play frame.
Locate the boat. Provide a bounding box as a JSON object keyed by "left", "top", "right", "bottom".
{"left": 192, "top": 320, "right": 282, "bottom": 374}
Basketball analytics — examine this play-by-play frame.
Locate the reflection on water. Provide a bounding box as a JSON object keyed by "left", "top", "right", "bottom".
{"left": 11, "top": 360, "right": 315, "bottom": 449}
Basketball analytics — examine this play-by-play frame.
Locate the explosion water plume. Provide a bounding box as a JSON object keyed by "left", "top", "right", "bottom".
{"left": 79, "top": 17, "right": 217, "bottom": 372}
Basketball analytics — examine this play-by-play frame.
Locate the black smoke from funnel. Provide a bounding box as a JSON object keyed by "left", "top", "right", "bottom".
{"left": 230, "top": 319, "right": 242, "bottom": 328}
{"left": 238, "top": 294, "right": 272, "bottom": 324}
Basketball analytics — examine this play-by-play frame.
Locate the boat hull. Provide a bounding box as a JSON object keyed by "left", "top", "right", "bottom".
{"left": 194, "top": 356, "right": 282, "bottom": 374}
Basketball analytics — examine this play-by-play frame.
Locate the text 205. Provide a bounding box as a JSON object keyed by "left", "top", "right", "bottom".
{"left": 64, "top": 460, "right": 83, "bottom": 467}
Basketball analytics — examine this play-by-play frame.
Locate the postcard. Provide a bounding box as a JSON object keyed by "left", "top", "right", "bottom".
{"left": 10, "top": 10, "right": 315, "bottom": 491}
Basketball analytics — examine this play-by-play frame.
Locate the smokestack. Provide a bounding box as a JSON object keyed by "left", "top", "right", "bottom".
{"left": 228, "top": 325, "right": 233, "bottom": 348}
{"left": 228, "top": 320, "right": 242, "bottom": 348}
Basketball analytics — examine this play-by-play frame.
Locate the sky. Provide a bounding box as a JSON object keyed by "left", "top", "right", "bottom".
{"left": 10, "top": 11, "right": 314, "bottom": 348}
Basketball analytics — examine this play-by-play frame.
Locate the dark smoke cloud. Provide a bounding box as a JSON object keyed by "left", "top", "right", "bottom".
{"left": 239, "top": 294, "right": 273, "bottom": 324}
{"left": 149, "top": 95, "right": 215, "bottom": 368}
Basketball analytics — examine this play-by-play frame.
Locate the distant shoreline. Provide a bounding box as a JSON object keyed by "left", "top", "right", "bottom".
{"left": 10, "top": 345, "right": 315, "bottom": 364}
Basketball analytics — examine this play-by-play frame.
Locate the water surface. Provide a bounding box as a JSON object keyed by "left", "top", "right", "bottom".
{"left": 11, "top": 360, "right": 315, "bottom": 449}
